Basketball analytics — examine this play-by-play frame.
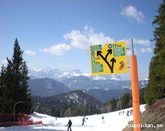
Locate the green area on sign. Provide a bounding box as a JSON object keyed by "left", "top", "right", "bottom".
{"left": 91, "top": 45, "right": 103, "bottom": 73}
{"left": 113, "top": 47, "right": 125, "bottom": 56}
{"left": 91, "top": 45, "right": 101, "bottom": 51}
{"left": 92, "top": 64, "right": 103, "bottom": 73}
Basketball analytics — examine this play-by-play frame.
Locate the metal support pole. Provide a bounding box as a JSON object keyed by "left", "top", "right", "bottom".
{"left": 13, "top": 101, "right": 24, "bottom": 123}
{"left": 131, "top": 38, "right": 134, "bottom": 55}
{"left": 130, "top": 39, "right": 141, "bottom": 131}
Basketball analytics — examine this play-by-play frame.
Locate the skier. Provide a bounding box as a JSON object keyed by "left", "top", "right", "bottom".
{"left": 82, "top": 116, "right": 86, "bottom": 126}
{"left": 102, "top": 116, "right": 105, "bottom": 124}
{"left": 130, "top": 109, "right": 133, "bottom": 115}
{"left": 67, "top": 119, "right": 72, "bottom": 131}
{"left": 127, "top": 110, "right": 130, "bottom": 117}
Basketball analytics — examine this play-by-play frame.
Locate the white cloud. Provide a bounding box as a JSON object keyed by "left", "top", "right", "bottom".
{"left": 120, "top": 38, "right": 150, "bottom": 47}
{"left": 1, "top": 59, "right": 7, "bottom": 66}
{"left": 64, "top": 26, "right": 114, "bottom": 49}
{"left": 2, "top": 59, "right": 7, "bottom": 64}
{"left": 121, "top": 5, "right": 144, "bottom": 22}
{"left": 133, "top": 38, "right": 150, "bottom": 46}
{"left": 126, "top": 49, "right": 132, "bottom": 56}
{"left": 126, "top": 48, "right": 138, "bottom": 56}
{"left": 42, "top": 43, "right": 71, "bottom": 56}
{"left": 86, "top": 26, "right": 114, "bottom": 44}
{"left": 64, "top": 30, "right": 89, "bottom": 49}
{"left": 25, "top": 50, "right": 36, "bottom": 56}
{"left": 61, "top": 64, "right": 77, "bottom": 70}
{"left": 120, "top": 38, "right": 151, "bottom": 55}
{"left": 30, "top": 67, "right": 43, "bottom": 72}
{"left": 141, "top": 47, "right": 153, "bottom": 53}
{"left": 41, "top": 27, "right": 150, "bottom": 57}
{"left": 89, "top": 32, "right": 113, "bottom": 45}
{"left": 0, "top": 59, "right": 7, "bottom": 69}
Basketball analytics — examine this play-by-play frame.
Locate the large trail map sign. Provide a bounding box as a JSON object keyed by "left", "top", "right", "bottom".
{"left": 90, "top": 41, "right": 128, "bottom": 75}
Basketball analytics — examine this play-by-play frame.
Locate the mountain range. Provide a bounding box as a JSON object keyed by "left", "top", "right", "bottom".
{"left": 29, "top": 68, "right": 122, "bottom": 81}
{"left": 28, "top": 68, "right": 148, "bottom": 103}
{"left": 29, "top": 78, "right": 70, "bottom": 97}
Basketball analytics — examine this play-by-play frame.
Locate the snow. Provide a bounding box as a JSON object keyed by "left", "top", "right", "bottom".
{"left": 0, "top": 105, "right": 146, "bottom": 131}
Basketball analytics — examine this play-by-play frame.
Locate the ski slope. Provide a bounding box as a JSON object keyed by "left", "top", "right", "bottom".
{"left": 0, "top": 105, "right": 146, "bottom": 131}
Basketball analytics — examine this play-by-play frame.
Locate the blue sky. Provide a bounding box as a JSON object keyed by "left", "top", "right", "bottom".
{"left": 0, "top": 0, "right": 163, "bottom": 80}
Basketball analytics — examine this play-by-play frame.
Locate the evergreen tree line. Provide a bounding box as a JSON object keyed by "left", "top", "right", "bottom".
{"left": 32, "top": 88, "right": 146, "bottom": 117}
{"left": 35, "top": 99, "right": 99, "bottom": 117}
{"left": 0, "top": 39, "right": 33, "bottom": 116}
{"left": 145, "top": 0, "right": 165, "bottom": 105}
{"left": 32, "top": 90, "right": 101, "bottom": 117}
{"left": 100, "top": 88, "right": 146, "bottom": 113}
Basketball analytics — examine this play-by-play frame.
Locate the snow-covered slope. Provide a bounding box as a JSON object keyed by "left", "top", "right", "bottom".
{"left": 0, "top": 105, "right": 146, "bottom": 131}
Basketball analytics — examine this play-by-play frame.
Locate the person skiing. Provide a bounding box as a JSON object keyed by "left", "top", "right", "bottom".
{"left": 82, "top": 116, "right": 86, "bottom": 126}
{"left": 102, "top": 116, "right": 105, "bottom": 124}
{"left": 67, "top": 119, "right": 72, "bottom": 131}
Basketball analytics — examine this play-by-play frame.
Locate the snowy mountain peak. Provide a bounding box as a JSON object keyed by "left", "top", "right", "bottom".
{"left": 29, "top": 68, "right": 83, "bottom": 79}
{"left": 29, "top": 68, "right": 122, "bottom": 81}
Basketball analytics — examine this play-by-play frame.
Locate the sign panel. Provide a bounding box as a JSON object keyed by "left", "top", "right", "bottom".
{"left": 90, "top": 41, "right": 128, "bottom": 75}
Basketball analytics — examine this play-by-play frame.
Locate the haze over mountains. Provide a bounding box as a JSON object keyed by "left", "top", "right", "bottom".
{"left": 29, "top": 68, "right": 123, "bottom": 80}
{"left": 29, "top": 68, "right": 148, "bottom": 103}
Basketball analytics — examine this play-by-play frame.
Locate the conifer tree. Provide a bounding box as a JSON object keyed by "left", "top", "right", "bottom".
{"left": 146, "top": 1, "right": 165, "bottom": 105}
{"left": 1, "top": 39, "right": 33, "bottom": 114}
{"left": 121, "top": 92, "right": 130, "bottom": 109}
{"left": 110, "top": 97, "right": 117, "bottom": 111}
{"left": 0, "top": 65, "right": 5, "bottom": 113}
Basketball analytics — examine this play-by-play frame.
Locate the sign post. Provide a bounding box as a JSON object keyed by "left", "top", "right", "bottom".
{"left": 130, "top": 39, "right": 141, "bottom": 131}
{"left": 90, "top": 40, "right": 141, "bottom": 131}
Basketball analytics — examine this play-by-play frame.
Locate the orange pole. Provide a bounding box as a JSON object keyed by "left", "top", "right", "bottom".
{"left": 131, "top": 55, "right": 141, "bottom": 131}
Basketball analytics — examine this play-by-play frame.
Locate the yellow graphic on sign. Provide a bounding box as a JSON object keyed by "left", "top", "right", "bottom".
{"left": 90, "top": 41, "right": 128, "bottom": 75}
